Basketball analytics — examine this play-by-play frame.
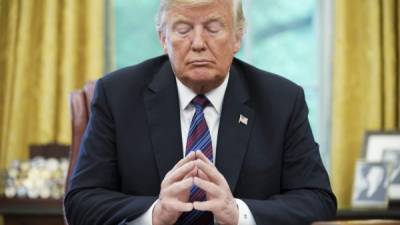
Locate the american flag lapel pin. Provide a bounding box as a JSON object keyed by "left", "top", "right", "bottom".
{"left": 239, "top": 114, "right": 248, "bottom": 126}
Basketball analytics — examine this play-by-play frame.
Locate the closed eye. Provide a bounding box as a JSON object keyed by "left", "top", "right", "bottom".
{"left": 175, "top": 23, "right": 192, "bottom": 35}
{"left": 206, "top": 21, "right": 223, "bottom": 34}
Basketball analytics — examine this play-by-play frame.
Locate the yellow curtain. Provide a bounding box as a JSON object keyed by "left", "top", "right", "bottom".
{"left": 0, "top": 0, "right": 106, "bottom": 170}
{"left": 332, "top": 0, "right": 400, "bottom": 208}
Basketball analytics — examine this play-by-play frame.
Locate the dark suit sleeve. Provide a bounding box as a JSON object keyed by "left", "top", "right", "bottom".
{"left": 243, "top": 87, "right": 337, "bottom": 225}
{"left": 64, "top": 79, "right": 157, "bottom": 225}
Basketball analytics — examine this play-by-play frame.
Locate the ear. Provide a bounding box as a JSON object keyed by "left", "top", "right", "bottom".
{"left": 158, "top": 31, "right": 168, "bottom": 53}
{"left": 233, "top": 28, "right": 243, "bottom": 54}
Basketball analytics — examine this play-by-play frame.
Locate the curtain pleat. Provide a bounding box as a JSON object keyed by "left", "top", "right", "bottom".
{"left": 332, "top": 0, "right": 400, "bottom": 208}
{"left": 0, "top": 0, "right": 106, "bottom": 169}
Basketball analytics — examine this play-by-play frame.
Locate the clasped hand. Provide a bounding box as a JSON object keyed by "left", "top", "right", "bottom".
{"left": 152, "top": 151, "right": 239, "bottom": 225}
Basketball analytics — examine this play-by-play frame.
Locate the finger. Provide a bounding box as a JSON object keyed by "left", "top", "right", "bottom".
{"left": 195, "top": 150, "right": 213, "bottom": 165}
{"left": 173, "top": 151, "right": 196, "bottom": 170}
{"left": 167, "top": 177, "right": 194, "bottom": 196}
{"left": 193, "top": 177, "right": 220, "bottom": 198}
{"left": 184, "top": 166, "right": 198, "bottom": 179}
{"left": 163, "top": 199, "right": 194, "bottom": 212}
{"left": 193, "top": 199, "right": 216, "bottom": 212}
{"left": 195, "top": 158, "right": 223, "bottom": 184}
{"left": 197, "top": 169, "right": 210, "bottom": 181}
{"left": 164, "top": 161, "right": 195, "bottom": 186}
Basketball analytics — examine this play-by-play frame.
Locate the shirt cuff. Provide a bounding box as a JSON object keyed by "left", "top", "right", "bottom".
{"left": 126, "top": 200, "right": 158, "bottom": 225}
{"left": 235, "top": 198, "right": 257, "bottom": 225}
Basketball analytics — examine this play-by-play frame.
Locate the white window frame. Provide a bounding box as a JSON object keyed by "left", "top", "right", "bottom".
{"left": 316, "top": 0, "right": 334, "bottom": 171}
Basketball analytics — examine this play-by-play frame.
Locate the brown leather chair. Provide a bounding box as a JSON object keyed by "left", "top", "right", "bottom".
{"left": 312, "top": 220, "right": 400, "bottom": 225}
{"left": 64, "top": 80, "right": 96, "bottom": 225}
{"left": 65, "top": 80, "right": 96, "bottom": 192}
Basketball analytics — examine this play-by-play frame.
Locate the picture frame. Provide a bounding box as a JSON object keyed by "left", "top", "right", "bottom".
{"left": 362, "top": 131, "right": 400, "bottom": 200}
{"left": 363, "top": 131, "right": 400, "bottom": 160}
{"left": 351, "top": 160, "right": 391, "bottom": 208}
{"left": 382, "top": 148, "right": 400, "bottom": 199}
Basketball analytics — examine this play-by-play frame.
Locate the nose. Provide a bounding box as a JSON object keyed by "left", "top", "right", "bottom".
{"left": 191, "top": 27, "right": 206, "bottom": 52}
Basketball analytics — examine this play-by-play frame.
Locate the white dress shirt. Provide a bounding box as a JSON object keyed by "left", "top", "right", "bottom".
{"left": 128, "top": 74, "right": 256, "bottom": 225}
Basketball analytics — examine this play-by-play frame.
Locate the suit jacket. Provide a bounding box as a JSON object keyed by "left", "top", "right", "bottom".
{"left": 64, "top": 55, "right": 337, "bottom": 225}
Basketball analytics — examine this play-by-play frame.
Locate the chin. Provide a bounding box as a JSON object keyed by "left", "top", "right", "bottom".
{"left": 192, "top": 68, "right": 225, "bottom": 80}
{"left": 180, "top": 69, "right": 225, "bottom": 91}
{"left": 186, "top": 78, "right": 223, "bottom": 94}
{"left": 191, "top": 73, "right": 220, "bottom": 83}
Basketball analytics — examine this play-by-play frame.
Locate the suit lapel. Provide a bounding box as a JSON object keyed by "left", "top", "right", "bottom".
{"left": 216, "top": 64, "right": 255, "bottom": 192}
{"left": 143, "top": 59, "right": 255, "bottom": 189}
{"left": 144, "top": 61, "right": 183, "bottom": 180}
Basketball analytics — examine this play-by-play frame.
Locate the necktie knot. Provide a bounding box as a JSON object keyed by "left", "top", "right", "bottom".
{"left": 191, "top": 95, "right": 210, "bottom": 109}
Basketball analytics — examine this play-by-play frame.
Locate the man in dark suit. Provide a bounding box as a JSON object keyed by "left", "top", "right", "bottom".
{"left": 64, "top": 0, "right": 337, "bottom": 224}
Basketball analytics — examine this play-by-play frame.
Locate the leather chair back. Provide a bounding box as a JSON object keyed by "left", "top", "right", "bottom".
{"left": 65, "top": 81, "right": 96, "bottom": 192}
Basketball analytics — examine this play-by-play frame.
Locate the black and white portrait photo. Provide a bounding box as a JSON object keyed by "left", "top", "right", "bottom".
{"left": 352, "top": 161, "right": 390, "bottom": 208}
{"left": 383, "top": 149, "right": 400, "bottom": 199}
{"left": 383, "top": 149, "right": 400, "bottom": 184}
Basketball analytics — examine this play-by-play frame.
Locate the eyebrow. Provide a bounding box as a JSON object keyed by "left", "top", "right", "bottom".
{"left": 204, "top": 14, "right": 225, "bottom": 23}
{"left": 171, "top": 17, "right": 191, "bottom": 26}
{"left": 171, "top": 14, "right": 226, "bottom": 26}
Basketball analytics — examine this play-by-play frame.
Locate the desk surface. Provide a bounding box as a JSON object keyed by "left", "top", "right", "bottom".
{"left": 337, "top": 209, "right": 400, "bottom": 220}
{"left": 0, "top": 197, "right": 63, "bottom": 215}
{"left": 0, "top": 197, "right": 399, "bottom": 221}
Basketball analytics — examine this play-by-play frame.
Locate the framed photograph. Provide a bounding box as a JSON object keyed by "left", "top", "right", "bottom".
{"left": 382, "top": 149, "right": 400, "bottom": 199}
{"left": 363, "top": 131, "right": 400, "bottom": 160}
{"left": 363, "top": 131, "right": 400, "bottom": 200}
{"left": 352, "top": 160, "right": 391, "bottom": 208}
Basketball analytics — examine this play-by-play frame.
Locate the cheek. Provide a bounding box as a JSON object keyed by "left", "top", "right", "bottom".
{"left": 166, "top": 39, "right": 190, "bottom": 72}
{"left": 167, "top": 39, "right": 191, "bottom": 60}
{"left": 211, "top": 35, "right": 236, "bottom": 54}
{"left": 213, "top": 42, "right": 234, "bottom": 61}
{"left": 170, "top": 35, "right": 190, "bottom": 49}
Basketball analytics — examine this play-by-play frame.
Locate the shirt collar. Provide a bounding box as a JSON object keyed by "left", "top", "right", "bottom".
{"left": 176, "top": 73, "right": 229, "bottom": 114}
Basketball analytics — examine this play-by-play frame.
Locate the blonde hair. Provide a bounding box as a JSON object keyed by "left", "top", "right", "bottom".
{"left": 156, "top": 0, "right": 245, "bottom": 33}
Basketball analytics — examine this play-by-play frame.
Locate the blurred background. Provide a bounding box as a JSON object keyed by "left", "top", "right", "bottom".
{"left": 0, "top": 0, "right": 399, "bottom": 224}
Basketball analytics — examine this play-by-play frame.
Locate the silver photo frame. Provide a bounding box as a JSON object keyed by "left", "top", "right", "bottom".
{"left": 363, "top": 131, "right": 400, "bottom": 200}
{"left": 351, "top": 160, "right": 390, "bottom": 208}
{"left": 382, "top": 149, "right": 400, "bottom": 199}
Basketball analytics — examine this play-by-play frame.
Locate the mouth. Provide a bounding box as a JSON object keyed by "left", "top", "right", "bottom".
{"left": 188, "top": 60, "right": 214, "bottom": 66}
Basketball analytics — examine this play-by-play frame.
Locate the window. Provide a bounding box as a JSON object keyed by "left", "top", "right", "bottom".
{"left": 114, "top": 1, "right": 161, "bottom": 68}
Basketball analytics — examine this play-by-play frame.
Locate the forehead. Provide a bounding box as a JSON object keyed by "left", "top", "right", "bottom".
{"left": 165, "top": 0, "right": 233, "bottom": 23}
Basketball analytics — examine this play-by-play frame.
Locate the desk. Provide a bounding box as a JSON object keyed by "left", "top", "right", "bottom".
{"left": 0, "top": 197, "right": 64, "bottom": 225}
{"left": 0, "top": 198, "right": 399, "bottom": 225}
{"left": 336, "top": 201, "right": 400, "bottom": 221}
{"left": 337, "top": 209, "right": 400, "bottom": 220}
